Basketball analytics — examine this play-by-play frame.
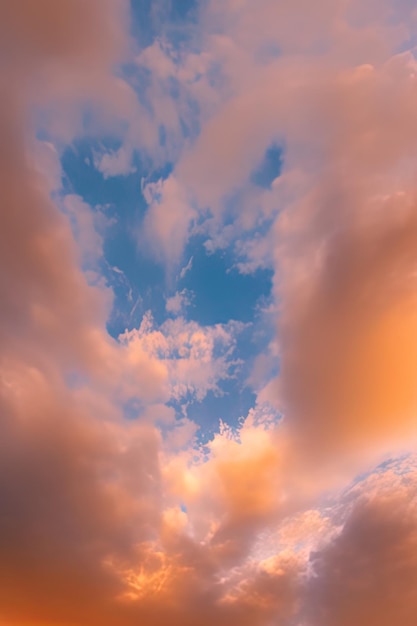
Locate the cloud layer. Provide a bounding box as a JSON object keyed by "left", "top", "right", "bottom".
{"left": 1, "top": 1, "right": 417, "bottom": 625}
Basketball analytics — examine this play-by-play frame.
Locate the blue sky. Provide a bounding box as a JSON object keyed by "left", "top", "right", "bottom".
{"left": 53, "top": 1, "right": 281, "bottom": 437}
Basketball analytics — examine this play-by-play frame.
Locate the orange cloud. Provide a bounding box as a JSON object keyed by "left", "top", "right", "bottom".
{"left": 278, "top": 60, "right": 417, "bottom": 466}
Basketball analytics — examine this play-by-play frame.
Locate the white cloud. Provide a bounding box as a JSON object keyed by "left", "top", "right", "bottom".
{"left": 166, "top": 289, "right": 192, "bottom": 315}
{"left": 93, "top": 145, "right": 136, "bottom": 178}
{"left": 120, "top": 312, "right": 244, "bottom": 402}
{"left": 179, "top": 256, "right": 193, "bottom": 279}
{"left": 63, "top": 194, "right": 104, "bottom": 268}
{"left": 142, "top": 175, "right": 196, "bottom": 264}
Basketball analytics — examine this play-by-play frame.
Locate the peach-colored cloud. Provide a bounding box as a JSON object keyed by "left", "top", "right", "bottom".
{"left": 276, "top": 56, "right": 417, "bottom": 466}
{"left": 142, "top": 175, "right": 197, "bottom": 265}
{"left": 0, "top": 359, "right": 162, "bottom": 626}
{"left": 0, "top": 0, "right": 131, "bottom": 374}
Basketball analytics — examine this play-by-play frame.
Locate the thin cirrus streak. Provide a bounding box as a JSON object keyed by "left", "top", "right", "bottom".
{"left": 0, "top": 1, "right": 417, "bottom": 625}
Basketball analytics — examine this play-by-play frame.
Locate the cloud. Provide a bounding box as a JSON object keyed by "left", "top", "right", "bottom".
{"left": 179, "top": 256, "right": 193, "bottom": 279}
{"left": 93, "top": 145, "right": 137, "bottom": 179}
{"left": 0, "top": 358, "right": 162, "bottom": 626}
{"left": 63, "top": 195, "right": 105, "bottom": 269}
{"left": 305, "top": 461, "right": 417, "bottom": 626}
{"left": 142, "top": 176, "right": 196, "bottom": 266}
{"left": 166, "top": 289, "right": 192, "bottom": 315}
{"left": 0, "top": 0, "right": 132, "bottom": 375}
{"left": 2, "top": 1, "right": 417, "bottom": 625}
{"left": 276, "top": 54, "right": 417, "bottom": 467}
{"left": 0, "top": 355, "right": 298, "bottom": 626}
{"left": 121, "top": 312, "right": 243, "bottom": 403}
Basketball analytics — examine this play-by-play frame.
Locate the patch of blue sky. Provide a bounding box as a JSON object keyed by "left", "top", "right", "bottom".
{"left": 131, "top": 62, "right": 202, "bottom": 141}
{"left": 122, "top": 396, "right": 146, "bottom": 421}
{"left": 173, "top": 242, "right": 275, "bottom": 432}
{"left": 157, "top": 300, "right": 272, "bottom": 421}
{"left": 169, "top": 0, "right": 200, "bottom": 23}
{"left": 125, "top": 0, "right": 203, "bottom": 132}
{"left": 185, "top": 385, "right": 258, "bottom": 442}
{"left": 251, "top": 144, "right": 284, "bottom": 189}
{"left": 159, "top": 0, "right": 201, "bottom": 48}
{"left": 103, "top": 227, "right": 167, "bottom": 336}
{"left": 61, "top": 138, "right": 173, "bottom": 336}
{"left": 180, "top": 237, "right": 273, "bottom": 326}
{"left": 61, "top": 139, "right": 134, "bottom": 206}
{"left": 174, "top": 87, "right": 202, "bottom": 140}
{"left": 118, "top": 63, "right": 202, "bottom": 166}
{"left": 197, "top": 143, "right": 284, "bottom": 255}
{"left": 130, "top": 0, "right": 201, "bottom": 52}
{"left": 122, "top": 64, "right": 154, "bottom": 111}
{"left": 129, "top": 0, "right": 159, "bottom": 51}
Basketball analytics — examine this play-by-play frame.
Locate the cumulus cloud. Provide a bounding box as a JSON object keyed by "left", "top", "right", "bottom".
{"left": 121, "top": 312, "right": 243, "bottom": 403}
{"left": 93, "top": 145, "right": 137, "bottom": 179}
{"left": 142, "top": 175, "right": 196, "bottom": 265}
{"left": 166, "top": 289, "right": 193, "bottom": 315}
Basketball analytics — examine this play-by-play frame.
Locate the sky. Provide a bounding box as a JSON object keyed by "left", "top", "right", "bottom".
{"left": 1, "top": 1, "right": 417, "bottom": 624}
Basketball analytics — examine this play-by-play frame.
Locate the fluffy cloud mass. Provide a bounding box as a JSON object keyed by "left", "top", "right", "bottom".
{"left": 1, "top": 1, "right": 417, "bottom": 625}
